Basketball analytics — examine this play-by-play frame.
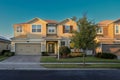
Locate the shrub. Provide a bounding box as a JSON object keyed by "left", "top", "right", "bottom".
{"left": 59, "top": 46, "right": 71, "bottom": 58}
{"left": 1, "top": 50, "right": 10, "bottom": 55}
{"left": 95, "top": 52, "right": 117, "bottom": 59}
{"left": 41, "top": 52, "right": 49, "bottom": 56}
{"left": 4, "top": 52, "right": 15, "bottom": 57}
{"left": 69, "top": 52, "right": 84, "bottom": 58}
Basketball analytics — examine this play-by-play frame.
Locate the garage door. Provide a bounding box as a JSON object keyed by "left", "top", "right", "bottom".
{"left": 16, "top": 43, "right": 41, "bottom": 55}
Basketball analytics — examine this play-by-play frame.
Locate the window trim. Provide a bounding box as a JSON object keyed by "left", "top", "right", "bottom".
{"left": 61, "top": 41, "right": 66, "bottom": 46}
{"left": 16, "top": 26, "right": 22, "bottom": 33}
{"left": 97, "top": 27, "right": 103, "bottom": 34}
{"left": 63, "top": 25, "right": 72, "bottom": 33}
{"left": 47, "top": 26, "right": 56, "bottom": 34}
{"left": 31, "top": 24, "right": 42, "bottom": 33}
{"left": 115, "top": 25, "right": 120, "bottom": 34}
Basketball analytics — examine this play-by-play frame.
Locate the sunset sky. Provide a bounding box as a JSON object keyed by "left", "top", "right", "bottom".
{"left": 0, "top": 0, "right": 120, "bottom": 39}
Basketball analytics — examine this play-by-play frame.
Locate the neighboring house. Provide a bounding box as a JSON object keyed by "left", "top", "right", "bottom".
{"left": 0, "top": 36, "right": 11, "bottom": 53}
{"left": 97, "top": 19, "right": 120, "bottom": 55}
{"left": 11, "top": 18, "right": 77, "bottom": 55}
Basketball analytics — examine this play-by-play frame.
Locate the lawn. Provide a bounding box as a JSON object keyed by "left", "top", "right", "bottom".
{"left": 0, "top": 56, "right": 8, "bottom": 61}
{"left": 42, "top": 64, "right": 120, "bottom": 68}
{"left": 41, "top": 56, "right": 120, "bottom": 63}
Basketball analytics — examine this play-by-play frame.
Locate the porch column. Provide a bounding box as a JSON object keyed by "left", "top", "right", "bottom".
{"left": 57, "top": 40, "right": 61, "bottom": 60}
{"left": 41, "top": 40, "right": 46, "bottom": 52}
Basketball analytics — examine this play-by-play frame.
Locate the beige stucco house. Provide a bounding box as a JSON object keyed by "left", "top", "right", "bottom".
{"left": 97, "top": 19, "right": 120, "bottom": 55}
{"left": 11, "top": 17, "right": 77, "bottom": 55}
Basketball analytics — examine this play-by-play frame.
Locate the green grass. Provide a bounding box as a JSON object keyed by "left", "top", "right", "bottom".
{"left": 41, "top": 56, "right": 120, "bottom": 63}
{"left": 42, "top": 64, "right": 120, "bottom": 68}
{"left": 0, "top": 56, "right": 8, "bottom": 61}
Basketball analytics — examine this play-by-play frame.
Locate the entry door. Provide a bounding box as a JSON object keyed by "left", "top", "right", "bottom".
{"left": 48, "top": 43, "right": 55, "bottom": 53}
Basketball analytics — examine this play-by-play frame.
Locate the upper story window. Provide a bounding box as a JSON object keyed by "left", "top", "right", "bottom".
{"left": 32, "top": 25, "right": 41, "bottom": 32}
{"left": 97, "top": 27, "right": 103, "bottom": 34}
{"left": 115, "top": 25, "right": 119, "bottom": 34}
{"left": 16, "top": 26, "right": 22, "bottom": 32}
{"left": 48, "top": 26, "right": 56, "bottom": 34}
{"left": 63, "top": 25, "right": 73, "bottom": 33}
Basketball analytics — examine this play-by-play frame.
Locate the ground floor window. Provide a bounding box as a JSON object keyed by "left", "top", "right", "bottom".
{"left": 61, "top": 41, "right": 65, "bottom": 46}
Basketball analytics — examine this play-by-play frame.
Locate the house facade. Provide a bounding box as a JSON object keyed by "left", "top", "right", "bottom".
{"left": 0, "top": 36, "right": 10, "bottom": 53}
{"left": 97, "top": 19, "right": 120, "bottom": 55}
{"left": 11, "top": 18, "right": 77, "bottom": 55}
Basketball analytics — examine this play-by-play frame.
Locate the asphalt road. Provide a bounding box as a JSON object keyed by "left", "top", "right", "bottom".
{"left": 0, "top": 70, "right": 120, "bottom": 80}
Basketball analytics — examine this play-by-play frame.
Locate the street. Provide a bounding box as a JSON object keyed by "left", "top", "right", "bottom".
{"left": 0, "top": 70, "right": 120, "bottom": 80}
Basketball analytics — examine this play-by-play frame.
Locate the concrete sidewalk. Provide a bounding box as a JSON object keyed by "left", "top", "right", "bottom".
{"left": 0, "top": 62, "right": 119, "bottom": 70}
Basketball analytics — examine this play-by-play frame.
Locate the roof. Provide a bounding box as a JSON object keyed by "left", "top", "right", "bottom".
{"left": 0, "top": 36, "right": 10, "bottom": 43}
{"left": 59, "top": 18, "right": 71, "bottom": 25}
{"left": 98, "top": 20, "right": 113, "bottom": 26}
{"left": 26, "top": 17, "right": 42, "bottom": 24}
{"left": 45, "top": 20, "right": 58, "bottom": 24}
{"left": 113, "top": 18, "right": 120, "bottom": 23}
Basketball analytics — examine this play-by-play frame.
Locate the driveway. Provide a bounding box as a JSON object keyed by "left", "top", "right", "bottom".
{"left": 0, "top": 55, "right": 45, "bottom": 69}
{"left": 2, "top": 55, "right": 40, "bottom": 63}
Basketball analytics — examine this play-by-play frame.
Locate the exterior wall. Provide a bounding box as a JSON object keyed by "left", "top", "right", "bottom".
{"left": 57, "top": 19, "right": 77, "bottom": 38}
{"left": 14, "top": 19, "right": 47, "bottom": 39}
{"left": 0, "top": 42, "right": 9, "bottom": 53}
{"left": 108, "top": 23, "right": 114, "bottom": 38}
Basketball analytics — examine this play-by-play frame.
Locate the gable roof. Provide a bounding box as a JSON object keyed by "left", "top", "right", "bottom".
{"left": 26, "top": 17, "right": 47, "bottom": 24}
{"left": 98, "top": 20, "right": 113, "bottom": 26}
{"left": 113, "top": 18, "right": 120, "bottom": 23}
{"left": 58, "top": 18, "right": 72, "bottom": 25}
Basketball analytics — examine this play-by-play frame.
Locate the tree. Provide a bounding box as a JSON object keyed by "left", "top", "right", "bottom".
{"left": 71, "top": 15, "right": 98, "bottom": 65}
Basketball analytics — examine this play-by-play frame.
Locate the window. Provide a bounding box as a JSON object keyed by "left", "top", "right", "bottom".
{"left": 48, "top": 27, "right": 56, "bottom": 34}
{"left": 16, "top": 26, "right": 22, "bottom": 32}
{"left": 63, "top": 25, "right": 73, "bottom": 33}
{"left": 97, "top": 27, "right": 103, "bottom": 34}
{"left": 115, "top": 25, "right": 119, "bottom": 34}
{"left": 61, "top": 41, "right": 65, "bottom": 46}
{"left": 32, "top": 25, "right": 41, "bottom": 32}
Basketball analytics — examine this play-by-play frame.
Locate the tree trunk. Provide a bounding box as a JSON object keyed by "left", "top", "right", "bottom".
{"left": 83, "top": 49, "right": 86, "bottom": 66}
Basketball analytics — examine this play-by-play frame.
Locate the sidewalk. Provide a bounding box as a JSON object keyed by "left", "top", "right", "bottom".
{"left": 0, "top": 62, "right": 119, "bottom": 70}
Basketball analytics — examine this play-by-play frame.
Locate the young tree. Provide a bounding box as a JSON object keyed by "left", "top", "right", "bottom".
{"left": 71, "top": 15, "right": 98, "bottom": 65}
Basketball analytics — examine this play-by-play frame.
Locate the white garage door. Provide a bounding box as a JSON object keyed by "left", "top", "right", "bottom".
{"left": 16, "top": 43, "right": 41, "bottom": 55}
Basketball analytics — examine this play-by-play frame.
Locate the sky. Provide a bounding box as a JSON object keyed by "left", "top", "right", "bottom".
{"left": 0, "top": 0, "right": 120, "bottom": 39}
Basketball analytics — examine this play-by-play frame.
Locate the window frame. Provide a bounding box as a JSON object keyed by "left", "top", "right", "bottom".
{"left": 64, "top": 25, "right": 71, "bottom": 33}
{"left": 97, "top": 27, "right": 103, "bottom": 34}
{"left": 115, "top": 25, "right": 120, "bottom": 34}
{"left": 31, "top": 24, "right": 42, "bottom": 33}
{"left": 61, "top": 41, "right": 66, "bottom": 46}
{"left": 16, "top": 26, "right": 22, "bottom": 32}
{"left": 47, "top": 26, "right": 56, "bottom": 34}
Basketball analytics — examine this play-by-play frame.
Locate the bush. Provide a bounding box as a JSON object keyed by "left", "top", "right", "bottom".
{"left": 1, "top": 50, "right": 10, "bottom": 55}
{"left": 59, "top": 46, "right": 71, "bottom": 58}
{"left": 95, "top": 52, "right": 117, "bottom": 59}
{"left": 4, "top": 52, "right": 15, "bottom": 57}
{"left": 41, "top": 52, "right": 49, "bottom": 56}
{"left": 69, "top": 52, "right": 84, "bottom": 58}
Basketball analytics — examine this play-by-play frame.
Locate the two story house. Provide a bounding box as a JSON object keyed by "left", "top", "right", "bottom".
{"left": 11, "top": 18, "right": 77, "bottom": 55}
{"left": 97, "top": 19, "right": 120, "bottom": 55}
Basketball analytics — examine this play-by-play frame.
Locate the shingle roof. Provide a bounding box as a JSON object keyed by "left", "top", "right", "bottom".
{"left": 0, "top": 36, "right": 10, "bottom": 43}
{"left": 45, "top": 20, "right": 58, "bottom": 24}
{"left": 98, "top": 20, "right": 113, "bottom": 26}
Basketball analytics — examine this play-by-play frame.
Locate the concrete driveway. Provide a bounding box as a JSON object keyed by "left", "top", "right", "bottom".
{"left": 2, "top": 55, "right": 40, "bottom": 63}
{"left": 0, "top": 55, "right": 45, "bottom": 70}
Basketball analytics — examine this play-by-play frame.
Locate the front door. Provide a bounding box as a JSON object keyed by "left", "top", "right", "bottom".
{"left": 48, "top": 43, "right": 55, "bottom": 53}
